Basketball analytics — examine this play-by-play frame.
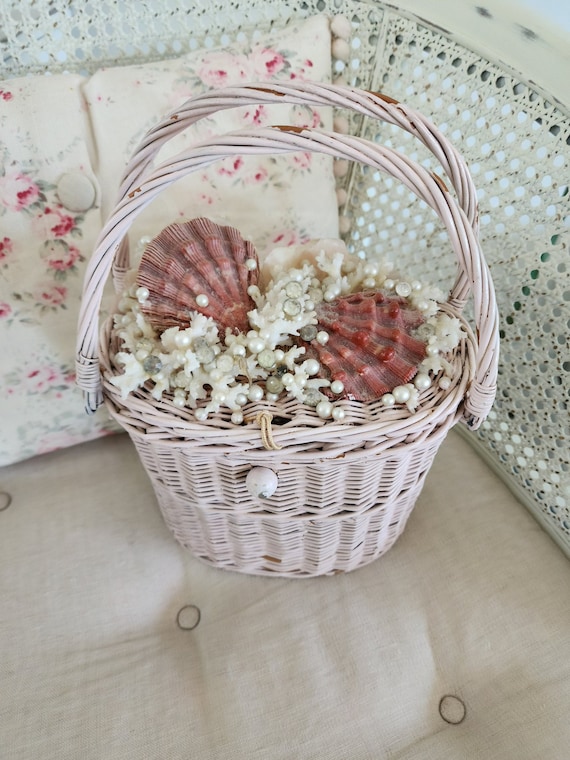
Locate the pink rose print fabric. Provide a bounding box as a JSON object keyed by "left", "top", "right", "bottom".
{"left": 0, "top": 14, "right": 338, "bottom": 465}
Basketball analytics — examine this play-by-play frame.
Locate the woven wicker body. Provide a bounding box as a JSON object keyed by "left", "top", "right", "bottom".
{"left": 77, "top": 83, "right": 499, "bottom": 576}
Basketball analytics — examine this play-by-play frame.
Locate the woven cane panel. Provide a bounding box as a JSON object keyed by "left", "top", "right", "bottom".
{"left": 130, "top": 429, "right": 443, "bottom": 519}
{"left": 150, "top": 472, "right": 429, "bottom": 576}
{"left": 0, "top": 0, "right": 382, "bottom": 80}
{"left": 338, "top": 11, "right": 569, "bottom": 554}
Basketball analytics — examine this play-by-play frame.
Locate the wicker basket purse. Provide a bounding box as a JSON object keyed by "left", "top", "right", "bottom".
{"left": 77, "top": 83, "right": 499, "bottom": 577}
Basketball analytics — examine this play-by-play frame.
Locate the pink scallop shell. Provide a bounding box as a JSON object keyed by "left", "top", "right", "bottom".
{"left": 136, "top": 218, "right": 259, "bottom": 334}
{"left": 304, "top": 292, "right": 427, "bottom": 401}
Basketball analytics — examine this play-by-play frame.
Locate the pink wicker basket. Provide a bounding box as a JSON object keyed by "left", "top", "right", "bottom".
{"left": 76, "top": 83, "right": 499, "bottom": 577}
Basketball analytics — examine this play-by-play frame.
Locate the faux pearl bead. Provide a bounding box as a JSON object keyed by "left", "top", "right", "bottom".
{"left": 247, "top": 337, "right": 265, "bottom": 354}
{"left": 316, "top": 331, "right": 329, "bottom": 345}
{"left": 395, "top": 282, "right": 412, "bottom": 297}
{"left": 135, "top": 286, "right": 149, "bottom": 302}
{"left": 231, "top": 411, "right": 244, "bottom": 424}
{"left": 231, "top": 344, "right": 246, "bottom": 356}
{"left": 172, "top": 396, "right": 186, "bottom": 408}
{"left": 247, "top": 385, "right": 264, "bottom": 402}
{"left": 266, "top": 393, "right": 279, "bottom": 402}
{"left": 235, "top": 393, "right": 248, "bottom": 406}
{"left": 196, "top": 294, "right": 209, "bottom": 308}
{"left": 247, "top": 285, "right": 260, "bottom": 298}
{"left": 384, "top": 279, "right": 395, "bottom": 290}
{"left": 426, "top": 345, "right": 440, "bottom": 356}
{"left": 274, "top": 349, "right": 285, "bottom": 362}
{"left": 439, "top": 377, "right": 452, "bottom": 390}
{"left": 174, "top": 332, "right": 192, "bottom": 348}
{"left": 303, "top": 359, "right": 320, "bottom": 376}
{"left": 212, "top": 391, "right": 226, "bottom": 403}
{"left": 281, "top": 373, "right": 294, "bottom": 387}
{"left": 332, "top": 407, "right": 345, "bottom": 421}
{"left": 330, "top": 380, "right": 345, "bottom": 395}
{"left": 381, "top": 393, "right": 395, "bottom": 407}
{"left": 392, "top": 385, "right": 411, "bottom": 403}
{"left": 363, "top": 277, "right": 376, "bottom": 288}
{"left": 245, "top": 258, "right": 257, "bottom": 270}
{"left": 316, "top": 400, "right": 333, "bottom": 419}
{"left": 414, "top": 374, "right": 432, "bottom": 391}
{"left": 195, "top": 408, "right": 208, "bottom": 421}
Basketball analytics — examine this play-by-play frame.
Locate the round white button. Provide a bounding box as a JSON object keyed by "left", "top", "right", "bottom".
{"left": 56, "top": 172, "right": 96, "bottom": 212}
{"left": 245, "top": 467, "right": 278, "bottom": 499}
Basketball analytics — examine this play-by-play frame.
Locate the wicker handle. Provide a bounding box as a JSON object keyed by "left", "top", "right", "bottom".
{"left": 112, "top": 82, "right": 479, "bottom": 304}
{"left": 77, "top": 87, "right": 498, "bottom": 428}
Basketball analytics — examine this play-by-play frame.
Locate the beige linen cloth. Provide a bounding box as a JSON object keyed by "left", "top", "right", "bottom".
{"left": 1, "top": 430, "right": 569, "bottom": 759}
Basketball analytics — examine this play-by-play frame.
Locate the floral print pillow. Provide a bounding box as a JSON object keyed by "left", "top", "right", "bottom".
{"left": 85, "top": 14, "right": 337, "bottom": 258}
{"left": 0, "top": 15, "right": 338, "bottom": 466}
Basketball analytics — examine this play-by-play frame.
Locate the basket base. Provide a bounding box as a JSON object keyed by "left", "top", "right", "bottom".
{"left": 153, "top": 479, "right": 426, "bottom": 578}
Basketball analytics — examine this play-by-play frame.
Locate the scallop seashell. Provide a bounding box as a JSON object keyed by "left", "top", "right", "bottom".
{"left": 136, "top": 217, "right": 259, "bottom": 334}
{"left": 302, "top": 292, "right": 427, "bottom": 401}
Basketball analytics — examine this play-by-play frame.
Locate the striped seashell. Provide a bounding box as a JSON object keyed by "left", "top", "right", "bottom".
{"left": 303, "top": 291, "right": 427, "bottom": 401}
{"left": 136, "top": 218, "right": 259, "bottom": 334}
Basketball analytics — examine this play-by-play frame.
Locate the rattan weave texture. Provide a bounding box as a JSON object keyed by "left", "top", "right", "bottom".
{"left": 76, "top": 83, "right": 498, "bottom": 575}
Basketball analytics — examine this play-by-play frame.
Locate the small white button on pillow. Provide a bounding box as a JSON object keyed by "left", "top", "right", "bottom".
{"left": 56, "top": 172, "right": 96, "bottom": 212}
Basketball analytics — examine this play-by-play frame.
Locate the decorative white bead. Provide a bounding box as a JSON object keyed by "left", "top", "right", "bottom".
{"left": 316, "top": 400, "right": 333, "bottom": 419}
{"left": 395, "top": 282, "right": 412, "bottom": 297}
{"left": 247, "top": 385, "right": 264, "bottom": 402}
{"left": 332, "top": 38, "right": 351, "bottom": 62}
{"left": 258, "top": 349, "right": 276, "bottom": 369}
{"left": 426, "top": 345, "right": 440, "bottom": 356}
{"left": 212, "top": 390, "right": 226, "bottom": 404}
{"left": 333, "top": 115, "right": 350, "bottom": 134}
{"left": 384, "top": 279, "right": 395, "bottom": 290}
{"left": 235, "top": 393, "right": 248, "bottom": 406}
{"left": 331, "top": 14, "right": 352, "bottom": 39}
{"left": 174, "top": 331, "right": 192, "bottom": 348}
{"left": 333, "top": 159, "right": 349, "bottom": 178}
{"left": 231, "top": 411, "right": 243, "bottom": 424}
{"left": 245, "top": 258, "right": 257, "bottom": 270}
{"left": 245, "top": 467, "right": 278, "bottom": 499}
{"left": 439, "top": 377, "right": 452, "bottom": 390}
{"left": 393, "top": 385, "right": 411, "bottom": 403}
{"left": 195, "top": 408, "right": 208, "bottom": 421}
{"left": 274, "top": 349, "right": 285, "bottom": 362}
{"left": 316, "top": 331, "right": 329, "bottom": 345}
{"left": 135, "top": 286, "right": 149, "bottom": 303}
{"left": 412, "top": 280, "right": 423, "bottom": 291}
{"left": 381, "top": 393, "right": 396, "bottom": 407}
{"left": 363, "top": 277, "right": 376, "bottom": 288}
{"left": 135, "top": 349, "right": 149, "bottom": 361}
{"left": 330, "top": 380, "right": 345, "bottom": 395}
{"left": 414, "top": 373, "right": 432, "bottom": 391}
{"left": 231, "top": 343, "right": 246, "bottom": 357}
{"left": 332, "top": 407, "right": 345, "bottom": 421}
{"left": 281, "top": 373, "right": 294, "bottom": 387}
{"left": 265, "top": 393, "right": 279, "bottom": 402}
{"left": 247, "top": 337, "right": 265, "bottom": 354}
{"left": 336, "top": 188, "right": 348, "bottom": 206}
{"left": 172, "top": 396, "right": 186, "bottom": 408}
{"left": 303, "top": 359, "right": 320, "bottom": 376}
{"left": 196, "top": 294, "right": 209, "bottom": 308}
{"left": 247, "top": 285, "right": 261, "bottom": 298}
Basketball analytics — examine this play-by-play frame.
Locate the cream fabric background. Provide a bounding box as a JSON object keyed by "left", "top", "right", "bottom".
{"left": 1, "top": 430, "right": 568, "bottom": 758}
